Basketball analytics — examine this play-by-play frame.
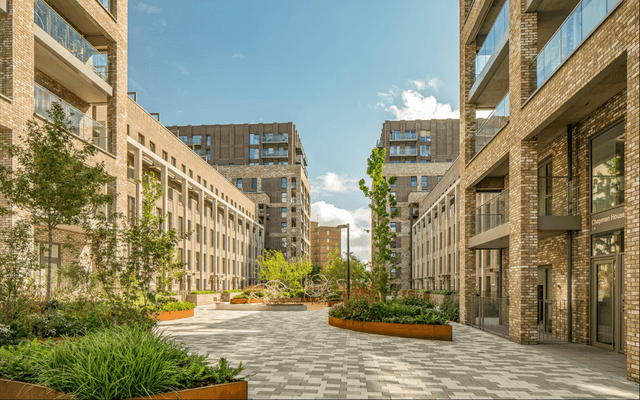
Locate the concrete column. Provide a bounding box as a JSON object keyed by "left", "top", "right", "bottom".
{"left": 161, "top": 165, "right": 168, "bottom": 230}
{"left": 133, "top": 147, "right": 142, "bottom": 217}
{"left": 224, "top": 204, "right": 229, "bottom": 288}
{"left": 181, "top": 177, "right": 188, "bottom": 291}
{"left": 508, "top": 139, "right": 538, "bottom": 344}
{"left": 212, "top": 198, "right": 218, "bottom": 291}
{"left": 198, "top": 188, "right": 204, "bottom": 290}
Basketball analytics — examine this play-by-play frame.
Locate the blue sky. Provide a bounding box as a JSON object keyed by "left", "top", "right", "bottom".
{"left": 128, "top": 0, "right": 460, "bottom": 261}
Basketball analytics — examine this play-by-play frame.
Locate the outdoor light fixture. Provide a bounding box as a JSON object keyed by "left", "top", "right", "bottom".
{"left": 337, "top": 223, "right": 350, "bottom": 300}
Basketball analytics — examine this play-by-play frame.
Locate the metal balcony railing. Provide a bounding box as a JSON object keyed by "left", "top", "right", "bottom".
{"left": 474, "top": 189, "right": 509, "bottom": 235}
{"left": 466, "top": 296, "right": 510, "bottom": 338}
{"left": 389, "top": 148, "right": 417, "bottom": 156}
{"left": 34, "top": 0, "right": 109, "bottom": 82}
{"left": 472, "top": 92, "right": 509, "bottom": 157}
{"left": 531, "top": 0, "right": 622, "bottom": 90}
{"left": 262, "top": 135, "right": 288, "bottom": 143}
{"left": 475, "top": 0, "right": 509, "bottom": 79}
{"left": 538, "top": 176, "right": 579, "bottom": 216}
{"left": 390, "top": 131, "right": 417, "bottom": 141}
{"left": 262, "top": 150, "right": 288, "bottom": 158}
{"left": 180, "top": 136, "right": 202, "bottom": 146}
{"left": 34, "top": 84, "right": 110, "bottom": 153}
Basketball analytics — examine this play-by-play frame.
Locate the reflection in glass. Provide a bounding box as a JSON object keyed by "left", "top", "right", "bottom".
{"left": 592, "top": 231, "right": 623, "bottom": 256}
{"left": 591, "top": 123, "right": 625, "bottom": 213}
{"left": 596, "top": 261, "right": 613, "bottom": 345}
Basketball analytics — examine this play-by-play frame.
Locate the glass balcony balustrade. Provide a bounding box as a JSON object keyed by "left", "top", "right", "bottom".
{"left": 474, "top": 189, "right": 509, "bottom": 235}
{"left": 472, "top": 92, "right": 509, "bottom": 157}
{"left": 262, "top": 149, "right": 288, "bottom": 158}
{"left": 532, "top": 0, "right": 622, "bottom": 90}
{"left": 97, "top": 0, "right": 112, "bottom": 13}
{"left": 262, "top": 134, "right": 288, "bottom": 143}
{"left": 389, "top": 147, "right": 417, "bottom": 156}
{"left": 34, "top": 0, "right": 109, "bottom": 82}
{"left": 475, "top": 0, "right": 509, "bottom": 79}
{"left": 34, "top": 84, "right": 110, "bottom": 153}
{"left": 180, "top": 136, "right": 201, "bottom": 146}
{"left": 538, "top": 176, "right": 579, "bottom": 216}
{"left": 390, "top": 131, "right": 417, "bottom": 141}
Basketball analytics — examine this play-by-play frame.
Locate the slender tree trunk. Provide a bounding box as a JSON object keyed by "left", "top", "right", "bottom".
{"left": 45, "top": 225, "right": 53, "bottom": 303}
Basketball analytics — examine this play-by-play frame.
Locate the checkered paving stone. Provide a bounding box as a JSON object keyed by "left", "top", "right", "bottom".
{"left": 158, "top": 307, "right": 639, "bottom": 399}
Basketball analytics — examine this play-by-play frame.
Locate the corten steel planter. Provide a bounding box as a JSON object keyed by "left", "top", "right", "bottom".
{"left": 152, "top": 308, "right": 194, "bottom": 321}
{"left": 328, "top": 316, "right": 452, "bottom": 341}
{"left": 229, "top": 298, "right": 263, "bottom": 304}
{"left": 0, "top": 379, "right": 247, "bottom": 400}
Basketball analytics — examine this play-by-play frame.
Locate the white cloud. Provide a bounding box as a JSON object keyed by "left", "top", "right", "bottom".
{"left": 135, "top": 2, "right": 161, "bottom": 13}
{"left": 128, "top": 78, "right": 147, "bottom": 95}
{"left": 311, "top": 201, "right": 371, "bottom": 263}
{"left": 311, "top": 172, "right": 359, "bottom": 194}
{"left": 427, "top": 77, "right": 442, "bottom": 90}
{"left": 173, "top": 63, "right": 190, "bottom": 76}
{"left": 387, "top": 91, "right": 459, "bottom": 120}
{"left": 232, "top": 53, "right": 246, "bottom": 59}
{"left": 410, "top": 80, "right": 426, "bottom": 90}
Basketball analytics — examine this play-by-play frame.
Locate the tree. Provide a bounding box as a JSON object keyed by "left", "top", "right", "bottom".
{"left": 125, "top": 174, "right": 185, "bottom": 304}
{"left": 359, "top": 147, "right": 398, "bottom": 299}
{"left": 322, "top": 246, "right": 368, "bottom": 288}
{"left": 258, "top": 250, "right": 313, "bottom": 289}
{"left": 0, "top": 103, "right": 113, "bottom": 302}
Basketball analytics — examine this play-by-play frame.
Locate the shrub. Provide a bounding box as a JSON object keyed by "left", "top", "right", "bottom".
{"left": 5, "top": 326, "right": 243, "bottom": 399}
{"left": 430, "top": 290, "right": 453, "bottom": 295}
{"left": 235, "top": 293, "right": 250, "bottom": 299}
{"left": 160, "top": 301, "right": 196, "bottom": 312}
{"left": 329, "top": 297, "right": 448, "bottom": 325}
{"left": 223, "top": 289, "right": 243, "bottom": 293}
{"left": 165, "top": 292, "right": 177, "bottom": 296}
{"left": 440, "top": 300, "right": 460, "bottom": 322}
{"left": 326, "top": 294, "right": 341, "bottom": 302}
{"left": 190, "top": 290, "right": 216, "bottom": 295}
{"left": 397, "top": 296, "right": 434, "bottom": 308}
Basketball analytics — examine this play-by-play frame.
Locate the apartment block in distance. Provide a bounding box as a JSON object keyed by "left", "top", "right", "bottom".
{"left": 310, "top": 221, "right": 342, "bottom": 266}
{"left": 166, "top": 123, "right": 312, "bottom": 261}
{"left": 0, "top": 0, "right": 264, "bottom": 294}
{"left": 459, "top": 0, "right": 638, "bottom": 381}
{"left": 373, "top": 119, "right": 459, "bottom": 290}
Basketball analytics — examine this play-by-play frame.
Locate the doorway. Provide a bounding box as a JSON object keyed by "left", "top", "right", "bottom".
{"left": 591, "top": 255, "right": 625, "bottom": 353}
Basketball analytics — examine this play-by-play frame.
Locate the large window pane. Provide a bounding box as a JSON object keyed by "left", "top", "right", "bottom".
{"left": 591, "top": 122, "right": 625, "bottom": 213}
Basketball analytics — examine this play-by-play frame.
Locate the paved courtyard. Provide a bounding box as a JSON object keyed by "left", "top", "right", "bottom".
{"left": 159, "top": 307, "right": 639, "bottom": 399}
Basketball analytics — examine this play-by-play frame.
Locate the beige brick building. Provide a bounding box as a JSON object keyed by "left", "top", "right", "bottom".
{"left": 166, "top": 123, "right": 312, "bottom": 261}
{"left": 459, "top": 0, "right": 638, "bottom": 382}
{"left": 0, "top": 0, "right": 264, "bottom": 293}
{"left": 374, "top": 119, "right": 459, "bottom": 290}
{"left": 310, "top": 221, "right": 342, "bottom": 266}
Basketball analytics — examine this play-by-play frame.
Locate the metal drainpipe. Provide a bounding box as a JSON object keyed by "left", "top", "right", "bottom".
{"left": 567, "top": 124, "right": 573, "bottom": 342}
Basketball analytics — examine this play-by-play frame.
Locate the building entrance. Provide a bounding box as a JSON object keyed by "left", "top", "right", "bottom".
{"left": 591, "top": 254, "right": 625, "bottom": 354}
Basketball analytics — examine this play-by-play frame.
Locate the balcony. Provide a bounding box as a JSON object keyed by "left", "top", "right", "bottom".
{"left": 180, "top": 136, "right": 202, "bottom": 146}
{"left": 389, "top": 148, "right": 417, "bottom": 156}
{"left": 262, "top": 135, "right": 289, "bottom": 143}
{"left": 469, "top": 189, "right": 509, "bottom": 249}
{"left": 262, "top": 149, "right": 288, "bottom": 158}
{"left": 471, "top": 92, "right": 509, "bottom": 159}
{"left": 469, "top": 0, "right": 509, "bottom": 106}
{"left": 530, "top": 0, "right": 622, "bottom": 91}
{"left": 34, "top": 0, "right": 112, "bottom": 103}
{"left": 537, "top": 176, "right": 582, "bottom": 237}
{"left": 376, "top": 140, "right": 383, "bottom": 148}
{"left": 389, "top": 131, "right": 417, "bottom": 141}
{"left": 35, "top": 84, "right": 110, "bottom": 154}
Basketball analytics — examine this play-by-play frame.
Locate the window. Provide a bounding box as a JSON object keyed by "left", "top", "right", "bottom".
{"left": 179, "top": 135, "right": 188, "bottom": 144}
{"left": 420, "top": 135, "right": 430, "bottom": 142}
{"left": 281, "top": 177, "right": 287, "bottom": 188}
{"left": 138, "top": 134, "right": 145, "bottom": 145}
{"left": 411, "top": 176, "right": 417, "bottom": 187}
{"left": 192, "top": 135, "right": 202, "bottom": 145}
{"left": 189, "top": 169, "right": 193, "bottom": 178}
{"left": 281, "top": 192, "right": 287, "bottom": 202}
{"left": 236, "top": 178, "right": 242, "bottom": 189}
{"left": 538, "top": 160, "right": 553, "bottom": 216}
{"left": 390, "top": 180, "right": 396, "bottom": 188}
{"left": 206, "top": 150, "right": 211, "bottom": 161}
{"left": 390, "top": 192, "right": 396, "bottom": 200}
{"left": 251, "top": 178, "right": 257, "bottom": 189}
{"left": 421, "top": 145, "right": 431, "bottom": 156}
{"left": 281, "top": 238, "right": 287, "bottom": 248}
{"left": 249, "top": 148, "right": 259, "bottom": 159}
{"left": 149, "top": 141, "right": 156, "bottom": 153}
{"left": 249, "top": 134, "right": 260, "bottom": 145}
{"left": 437, "top": 175, "right": 442, "bottom": 182}
{"left": 281, "top": 222, "right": 287, "bottom": 228}
{"left": 171, "top": 157, "right": 176, "bottom": 167}
{"left": 281, "top": 207, "right": 287, "bottom": 217}
{"left": 390, "top": 207, "right": 396, "bottom": 214}
{"left": 162, "top": 150, "right": 168, "bottom": 161}
{"left": 591, "top": 122, "right": 625, "bottom": 213}
{"left": 178, "top": 217, "right": 184, "bottom": 236}
{"left": 181, "top": 164, "right": 186, "bottom": 173}
{"left": 196, "top": 224, "right": 201, "bottom": 243}
{"left": 422, "top": 176, "right": 428, "bottom": 187}
{"left": 390, "top": 222, "right": 396, "bottom": 232}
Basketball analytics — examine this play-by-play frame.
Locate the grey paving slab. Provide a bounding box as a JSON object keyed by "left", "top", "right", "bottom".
{"left": 159, "top": 307, "right": 639, "bottom": 399}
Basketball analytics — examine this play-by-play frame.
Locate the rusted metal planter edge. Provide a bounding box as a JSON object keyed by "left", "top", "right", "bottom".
{"left": 328, "top": 316, "right": 452, "bottom": 341}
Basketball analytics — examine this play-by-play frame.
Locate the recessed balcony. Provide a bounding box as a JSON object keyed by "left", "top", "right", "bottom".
{"left": 469, "top": 189, "right": 510, "bottom": 249}
{"left": 389, "top": 147, "right": 417, "bottom": 156}
{"left": 262, "top": 149, "right": 288, "bottom": 158}
{"left": 262, "top": 134, "right": 289, "bottom": 144}
{"left": 537, "top": 176, "right": 582, "bottom": 237}
{"left": 389, "top": 131, "right": 417, "bottom": 141}
{"left": 471, "top": 92, "right": 509, "bottom": 158}
{"left": 34, "top": 0, "right": 112, "bottom": 103}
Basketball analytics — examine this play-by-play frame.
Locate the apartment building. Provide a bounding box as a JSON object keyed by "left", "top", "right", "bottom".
{"left": 459, "top": 0, "right": 638, "bottom": 381}
{"left": 374, "top": 119, "right": 459, "bottom": 289}
{"left": 166, "top": 123, "right": 312, "bottom": 260}
{"left": 310, "top": 221, "right": 342, "bottom": 266}
{"left": 0, "top": 0, "right": 264, "bottom": 293}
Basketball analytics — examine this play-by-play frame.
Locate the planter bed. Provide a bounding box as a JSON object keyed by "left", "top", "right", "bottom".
{"left": 152, "top": 308, "right": 194, "bottom": 321}
{"left": 328, "top": 316, "right": 452, "bottom": 341}
{"left": 229, "top": 298, "right": 264, "bottom": 304}
{"left": 327, "top": 301, "right": 341, "bottom": 307}
{"left": 0, "top": 379, "right": 247, "bottom": 400}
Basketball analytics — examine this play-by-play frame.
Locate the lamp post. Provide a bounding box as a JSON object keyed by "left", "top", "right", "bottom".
{"left": 337, "top": 223, "right": 350, "bottom": 300}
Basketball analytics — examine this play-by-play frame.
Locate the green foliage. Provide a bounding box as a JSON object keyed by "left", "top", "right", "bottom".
{"left": 431, "top": 290, "right": 454, "bottom": 295}
{"left": 440, "top": 300, "right": 460, "bottom": 322}
{"left": 359, "top": 148, "right": 398, "bottom": 299}
{"left": 1, "top": 326, "right": 243, "bottom": 400}
{"left": 160, "top": 301, "right": 196, "bottom": 312}
{"left": 329, "top": 297, "right": 448, "bottom": 325}
{"left": 326, "top": 294, "right": 341, "bottom": 302}
{"left": 223, "top": 289, "right": 243, "bottom": 293}
{"left": 190, "top": 290, "right": 216, "bottom": 295}
{"left": 397, "top": 296, "right": 432, "bottom": 307}
{"left": 257, "top": 250, "right": 313, "bottom": 289}
{"left": 0, "top": 103, "right": 114, "bottom": 302}
{"left": 322, "top": 247, "right": 369, "bottom": 288}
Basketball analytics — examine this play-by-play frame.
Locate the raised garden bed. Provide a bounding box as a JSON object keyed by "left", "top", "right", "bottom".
{"left": 327, "top": 301, "right": 341, "bottom": 307}
{"left": 0, "top": 379, "right": 247, "bottom": 400}
{"left": 186, "top": 293, "right": 220, "bottom": 306}
{"left": 152, "top": 308, "right": 194, "bottom": 321}
{"left": 328, "top": 316, "right": 452, "bottom": 341}
{"left": 230, "top": 298, "right": 263, "bottom": 304}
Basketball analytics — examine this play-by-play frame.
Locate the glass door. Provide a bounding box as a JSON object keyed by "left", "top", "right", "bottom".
{"left": 592, "top": 257, "right": 615, "bottom": 347}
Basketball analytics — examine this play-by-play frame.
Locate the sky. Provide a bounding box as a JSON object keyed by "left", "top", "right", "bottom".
{"left": 128, "top": 0, "right": 461, "bottom": 262}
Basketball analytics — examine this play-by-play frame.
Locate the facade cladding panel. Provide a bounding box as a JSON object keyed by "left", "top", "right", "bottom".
{"left": 165, "top": 123, "right": 311, "bottom": 261}
{"left": 0, "top": 0, "right": 264, "bottom": 294}
{"left": 310, "top": 221, "right": 342, "bottom": 266}
{"left": 373, "top": 119, "right": 460, "bottom": 290}
{"left": 459, "top": 0, "right": 638, "bottom": 382}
